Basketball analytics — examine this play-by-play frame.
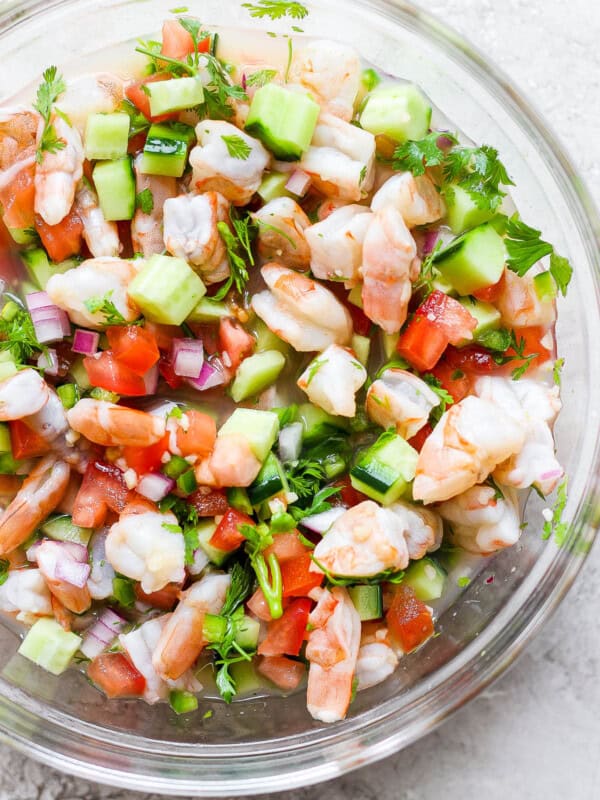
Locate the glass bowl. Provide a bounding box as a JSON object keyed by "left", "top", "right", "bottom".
{"left": 0, "top": 0, "right": 598, "bottom": 795}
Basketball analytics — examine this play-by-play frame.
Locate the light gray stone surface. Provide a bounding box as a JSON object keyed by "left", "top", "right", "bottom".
{"left": 1, "top": 1, "right": 599, "bottom": 798}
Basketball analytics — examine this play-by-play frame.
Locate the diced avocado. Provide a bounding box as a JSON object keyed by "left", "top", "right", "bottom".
{"left": 444, "top": 184, "right": 497, "bottom": 234}
{"left": 433, "top": 223, "right": 505, "bottom": 296}
{"left": 139, "top": 122, "right": 195, "bottom": 178}
{"left": 457, "top": 297, "right": 501, "bottom": 345}
{"left": 187, "top": 297, "right": 230, "bottom": 324}
{"left": 251, "top": 317, "right": 290, "bottom": 356}
{"left": 148, "top": 76, "right": 204, "bottom": 117}
{"left": 18, "top": 618, "right": 82, "bottom": 676}
{"left": 257, "top": 171, "right": 293, "bottom": 202}
{"left": 40, "top": 515, "right": 92, "bottom": 546}
{"left": 0, "top": 423, "right": 11, "bottom": 454}
{"left": 69, "top": 356, "right": 92, "bottom": 391}
{"left": 22, "top": 248, "right": 75, "bottom": 290}
{"left": 245, "top": 83, "right": 320, "bottom": 161}
{"left": 296, "top": 402, "right": 349, "bottom": 446}
{"left": 234, "top": 614, "right": 260, "bottom": 650}
{"left": 85, "top": 112, "right": 130, "bottom": 160}
{"left": 195, "top": 519, "right": 229, "bottom": 567}
{"left": 128, "top": 254, "right": 206, "bottom": 325}
{"left": 348, "top": 584, "right": 383, "bottom": 621}
{"left": 93, "top": 156, "right": 136, "bottom": 221}
{"left": 248, "top": 451, "right": 286, "bottom": 505}
{"left": 351, "top": 334, "right": 370, "bottom": 367}
{"left": 230, "top": 350, "right": 286, "bottom": 403}
{"left": 360, "top": 83, "right": 431, "bottom": 143}
{"left": 403, "top": 557, "right": 446, "bottom": 601}
{"left": 219, "top": 408, "right": 279, "bottom": 462}
{"left": 350, "top": 431, "right": 418, "bottom": 506}
{"left": 534, "top": 270, "right": 557, "bottom": 302}
{"left": 347, "top": 285, "right": 364, "bottom": 309}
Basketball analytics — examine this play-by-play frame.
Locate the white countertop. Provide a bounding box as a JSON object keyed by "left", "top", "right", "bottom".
{"left": 1, "top": 1, "right": 599, "bottom": 798}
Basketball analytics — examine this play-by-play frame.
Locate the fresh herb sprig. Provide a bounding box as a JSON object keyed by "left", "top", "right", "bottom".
{"left": 34, "top": 66, "right": 67, "bottom": 164}
{"left": 0, "top": 306, "right": 46, "bottom": 365}
{"left": 392, "top": 131, "right": 457, "bottom": 176}
{"left": 311, "top": 555, "right": 405, "bottom": 588}
{"left": 238, "top": 522, "right": 283, "bottom": 620}
{"left": 84, "top": 291, "right": 143, "bottom": 327}
{"left": 214, "top": 213, "right": 256, "bottom": 299}
{"left": 221, "top": 134, "right": 252, "bottom": 160}
{"left": 242, "top": 0, "right": 309, "bottom": 20}
{"left": 504, "top": 214, "right": 572, "bottom": 294}
{"left": 246, "top": 69, "right": 277, "bottom": 88}
{"left": 542, "top": 478, "right": 568, "bottom": 545}
{"left": 422, "top": 373, "right": 454, "bottom": 425}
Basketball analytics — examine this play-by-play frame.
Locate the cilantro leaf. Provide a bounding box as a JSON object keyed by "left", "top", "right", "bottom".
{"left": 311, "top": 555, "right": 404, "bottom": 587}
{"left": 553, "top": 357, "right": 564, "bottom": 387}
{"left": 221, "top": 134, "right": 252, "bottom": 160}
{"left": 183, "top": 527, "right": 200, "bottom": 566}
{"left": 33, "top": 65, "right": 67, "bottom": 164}
{"left": 542, "top": 477, "right": 568, "bottom": 544}
{"left": 246, "top": 69, "right": 277, "bottom": 88}
{"left": 135, "top": 188, "right": 154, "bottom": 214}
{"left": 549, "top": 253, "right": 572, "bottom": 297}
{"left": 0, "top": 305, "right": 46, "bottom": 365}
{"left": 476, "top": 327, "right": 513, "bottom": 353}
{"left": 422, "top": 373, "right": 454, "bottom": 425}
{"left": 0, "top": 559, "right": 9, "bottom": 587}
{"left": 291, "top": 485, "right": 341, "bottom": 521}
{"left": 213, "top": 213, "right": 255, "bottom": 299}
{"left": 504, "top": 214, "right": 553, "bottom": 276}
{"left": 443, "top": 144, "right": 513, "bottom": 212}
{"left": 84, "top": 291, "right": 142, "bottom": 327}
{"left": 220, "top": 561, "right": 253, "bottom": 616}
{"left": 392, "top": 131, "right": 457, "bottom": 176}
{"left": 242, "top": 1, "right": 309, "bottom": 20}
{"left": 285, "top": 459, "right": 327, "bottom": 499}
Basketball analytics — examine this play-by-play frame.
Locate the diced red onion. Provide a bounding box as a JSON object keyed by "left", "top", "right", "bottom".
{"left": 423, "top": 229, "right": 440, "bottom": 255}
{"left": 137, "top": 472, "right": 175, "bottom": 502}
{"left": 25, "top": 541, "right": 41, "bottom": 563}
{"left": 300, "top": 506, "right": 346, "bottom": 534}
{"left": 30, "top": 306, "right": 71, "bottom": 343}
{"left": 272, "top": 160, "right": 296, "bottom": 174}
{"left": 188, "top": 547, "right": 209, "bottom": 576}
{"left": 241, "top": 73, "right": 247, "bottom": 91}
{"left": 186, "top": 357, "right": 227, "bottom": 391}
{"left": 81, "top": 608, "right": 126, "bottom": 659}
{"left": 55, "top": 558, "right": 91, "bottom": 588}
{"left": 72, "top": 328, "right": 100, "bottom": 356}
{"left": 172, "top": 338, "right": 204, "bottom": 379}
{"left": 25, "top": 291, "right": 52, "bottom": 311}
{"left": 34, "top": 540, "right": 90, "bottom": 587}
{"left": 285, "top": 169, "right": 311, "bottom": 197}
{"left": 143, "top": 363, "right": 159, "bottom": 395}
{"left": 37, "top": 348, "right": 59, "bottom": 376}
{"left": 278, "top": 422, "right": 303, "bottom": 463}
{"left": 540, "top": 469, "right": 563, "bottom": 481}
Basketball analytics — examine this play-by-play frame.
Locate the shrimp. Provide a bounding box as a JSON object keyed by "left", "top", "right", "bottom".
{"left": 105, "top": 509, "right": 185, "bottom": 594}
{"left": 190, "top": 120, "right": 270, "bottom": 205}
{"left": 360, "top": 206, "right": 418, "bottom": 334}
{"left": 0, "top": 456, "right": 70, "bottom": 556}
{"left": 0, "top": 369, "right": 49, "bottom": 420}
{"left": 163, "top": 191, "right": 230, "bottom": 283}
{"left": 297, "top": 344, "right": 367, "bottom": 418}
{"left": 34, "top": 115, "right": 84, "bottom": 226}
{"left": 131, "top": 154, "right": 177, "bottom": 257}
{"left": 46, "top": 257, "right": 140, "bottom": 330}
{"left": 251, "top": 263, "right": 353, "bottom": 352}
{"left": 496, "top": 269, "right": 556, "bottom": 329}
{"left": 194, "top": 432, "right": 262, "bottom": 488}
{"left": 253, "top": 197, "right": 311, "bottom": 270}
{"left": 56, "top": 73, "right": 124, "bottom": 132}
{"left": 366, "top": 369, "right": 441, "bottom": 440}
{"left": 305, "top": 204, "right": 372, "bottom": 284}
{"left": 355, "top": 624, "right": 399, "bottom": 691}
{"left": 153, "top": 572, "right": 231, "bottom": 681}
{"left": 438, "top": 484, "right": 521, "bottom": 555}
{"left": 0, "top": 568, "right": 52, "bottom": 621}
{"left": 289, "top": 40, "right": 361, "bottom": 122}
{"left": 35, "top": 540, "right": 91, "bottom": 615}
{"left": 67, "top": 399, "right": 166, "bottom": 448}
{"left": 311, "top": 500, "right": 410, "bottom": 578}
{"left": 75, "top": 180, "right": 121, "bottom": 258}
{"left": 88, "top": 528, "right": 115, "bottom": 600}
{"left": 413, "top": 395, "right": 525, "bottom": 504}
{"left": 305, "top": 586, "right": 361, "bottom": 723}
{"left": 0, "top": 108, "right": 37, "bottom": 170}
{"left": 300, "top": 113, "right": 375, "bottom": 202}
{"left": 0, "top": 476, "right": 21, "bottom": 508}
{"left": 388, "top": 500, "right": 443, "bottom": 560}
{"left": 371, "top": 171, "right": 445, "bottom": 227}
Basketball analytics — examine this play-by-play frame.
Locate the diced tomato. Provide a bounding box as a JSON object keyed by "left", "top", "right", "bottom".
{"left": 106, "top": 325, "right": 160, "bottom": 376}
{"left": 264, "top": 531, "right": 308, "bottom": 563}
{"left": 330, "top": 475, "right": 369, "bottom": 508}
{"left": 189, "top": 488, "right": 229, "bottom": 517}
{"left": 190, "top": 323, "right": 219, "bottom": 355}
{"left": 444, "top": 344, "right": 498, "bottom": 375}
{"left": 258, "top": 655, "right": 305, "bottom": 691}
{"left": 210, "top": 507, "right": 254, "bottom": 552}
{"left": 134, "top": 581, "right": 182, "bottom": 610}
{"left": 0, "top": 162, "right": 35, "bottom": 230}
{"left": 473, "top": 272, "right": 505, "bottom": 303}
{"left": 347, "top": 302, "right": 371, "bottom": 337}
{"left": 161, "top": 19, "right": 211, "bottom": 60}
{"left": 158, "top": 353, "right": 183, "bottom": 389}
{"left": 122, "top": 433, "right": 170, "bottom": 475}
{"left": 72, "top": 460, "right": 133, "bottom": 528}
{"left": 83, "top": 352, "right": 148, "bottom": 396}
{"left": 175, "top": 409, "right": 216, "bottom": 457}
{"left": 88, "top": 652, "right": 146, "bottom": 699}
{"left": 121, "top": 496, "right": 158, "bottom": 515}
{"left": 386, "top": 585, "right": 434, "bottom": 653}
{"left": 415, "top": 290, "right": 477, "bottom": 345}
{"left": 219, "top": 318, "right": 255, "bottom": 371}
{"left": 258, "top": 598, "right": 312, "bottom": 657}
{"left": 408, "top": 422, "right": 433, "bottom": 453}
{"left": 247, "top": 587, "right": 290, "bottom": 622}
{"left": 281, "top": 553, "right": 323, "bottom": 598}
{"left": 498, "top": 325, "right": 552, "bottom": 375}
{"left": 125, "top": 74, "right": 179, "bottom": 123}
{"left": 34, "top": 209, "right": 83, "bottom": 262}
{"left": 9, "top": 420, "right": 50, "bottom": 459}
{"left": 397, "top": 315, "right": 449, "bottom": 373}
{"left": 429, "top": 359, "right": 471, "bottom": 402}
{"left": 144, "top": 321, "right": 181, "bottom": 351}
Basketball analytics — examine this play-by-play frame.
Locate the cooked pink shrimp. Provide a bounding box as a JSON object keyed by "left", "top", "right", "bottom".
{"left": 195, "top": 433, "right": 262, "bottom": 488}
{"left": 438, "top": 484, "right": 521, "bottom": 555}
{"left": 0, "top": 568, "right": 52, "bottom": 621}
{"left": 253, "top": 197, "right": 311, "bottom": 270}
{"left": 22, "top": 387, "right": 90, "bottom": 472}
{"left": 297, "top": 344, "right": 367, "bottom": 417}
{"left": 0, "top": 456, "right": 70, "bottom": 556}
{"left": 56, "top": 73, "right": 124, "bottom": 132}
{"left": 34, "top": 115, "right": 84, "bottom": 226}
{"left": 75, "top": 180, "right": 121, "bottom": 258}
{"left": 388, "top": 500, "right": 443, "bottom": 560}
{"left": 496, "top": 269, "right": 556, "bottom": 329}
{"left": 289, "top": 40, "right": 361, "bottom": 121}
{"left": 371, "top": 171, "right": 445, "bottom": 227}
{"left": 153, "top": 572, "right": 231, "bottom": 681}
{"left": 305, "top": 204, "right": 372, "bottom": 284}
{"left": 355, "top": 623, "right": 399, "bottom": 691}
{"left": 67, "top": 399, "right": 166, "bottom": 448}
{"left": 306, "top": 586, "right": 361, "bottom": 723}
{"left": 0, "top": 476, "right": 21, "bottom": 508}
{"left": 366, "top": 369, "right": 441, "bottom": 439}
{"left": 252, "top": 263, "right": 353, "bottom": 352}
{"left": 360, "top": 206, "right": 418, "bottom": 334}
{"left": 413, "top": 395, "right": 525, "bottom": 504}
{"left": 35, "top": 540, "right": 91, "bottom": 614}
{"left": 0, "top": 369, "right": 50, "bottom": 420}
{"left": 131, "top": 154, "right": 177, "bottom": 257}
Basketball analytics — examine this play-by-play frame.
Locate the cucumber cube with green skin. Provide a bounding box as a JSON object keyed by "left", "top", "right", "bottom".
{"left": 245, "top": 83, "right": 320, "bottom": 161}
{"left": 22, "top": 248, "right": 75, "bottom": 290}
{"left": 430, "top": 270, "right": 458, "bottom": 297}
{"left": 456, "top": 297, "right": 501, "bottom": 346}
{"left": 148, "top": 77, "right": 204, "bottom": 117}
{"left": 227, "top": 486, "right": 253, "bottom": 515}
{"left": 234, "top": 615, "right": 260, "bottom": 650}
{"left": 128, "top": 254, "right": 206, "bottom": 325}
{"left": 93, "top": 156, "right": 136, "bottom": 221}
{"left": 351, "top": 334, "right": 370, "bottom": 366}
{"left": 85, "top": 113, "right": 130, "bottom": 160}
{"left": 229, "top": 660, "right": 262, "bottom": 695}
{"left": 195, "top": 519, "right": 229, "bottom": 567}
{"left": 18, "top": 618, "right": 82, "bottom": 676}
{"left": 444, "top": 184, "right": 497, "bottom": 234}
{"left": 350, "top": 431, "right": 418, "bottom": 506}
{"left": 41, "top": 514, "right": 92, "bottom": 546}
{"left": 403, "top": 557, "right": 446, "bottom": 601}
{"left": 139, "top": 122, "right": 195, "bottom": 178}
{"left": 69, "top": 356, "right": 92, "bottom": 391}
{"left": 296, "top": 402, "right": 348, "bottom": 445}
{"left": 219, "top": 408, "right": 279, "bottom": 462}
{"left": 0, "top": 360, "right": 17, "bottom": 381}
{"left": 230, "top": 350, "right": 286, "bottom": 403}
{"left": 251, "top": 318, "right": 290, "bottom": 356}
{"left": 7, "top": 227, "right": 38, "bottom": 246}
{"left": 187, "top": 297, "right": 230, "bottom": 324}
{"left": 534, "top": 270, "right": 557, "bottom": 302}
{"left": 0, "top": 423, "right": 11, "bottom": 454}
{"left": 257, "top": 171, "right": 293, "bottom": 202}
{"left": 348, "top": 584, "right": 383, "bottom": 621}
{"left": 433, "top": 223, "right": 506, "bottom": 296}
{"left": 248, "top": 451, "right": 286, "bottom": 505}
{"left": 360, "top": 83, "right": 431, "bottom": 143}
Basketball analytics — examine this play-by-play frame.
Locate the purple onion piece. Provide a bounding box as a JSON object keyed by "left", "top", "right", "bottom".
{"left": 72, "top": 328, "right": 100, "bottom": 356}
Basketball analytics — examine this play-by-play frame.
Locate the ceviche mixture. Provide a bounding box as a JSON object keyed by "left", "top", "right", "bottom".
{"left": 0, "top": 3, "right": 571, "bottom": 724}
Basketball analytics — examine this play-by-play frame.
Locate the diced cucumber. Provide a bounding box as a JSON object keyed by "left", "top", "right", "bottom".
{"left": 348, "top": 285, "right": 364, "bottom": 308}
{"left": 0, "top": 359, "right": 17, "bottom": 381}
{"left": 430, "top": 270, "right": 458, "bottom": 297}
{"left": 444, "top": 184, "right": 497, "bottom": 234}
{"left": 56, "top": 383, "right": 80, "bottom": 410}
{"left": 403, "top": 556, "right": 446, "bottom": 601}
{"left": 41, "top": 515, "right": 92, "bottom": 546}
{"left": 457, "top": 297, "right": 501, "bottom": 345}
{"left": 433, "top": 223, "right": 506, "bottom": 296}
{"left": 177, "top": 468, "right": 198, "bottom": 496}
{"left": 202, "top": 613, "right": 228, "bottom": 643}
{"left": 195, "top": 519, "right": 230, "bottom": 567}
{"left": 84, "top": 113, "right": 130, "bottom": 160}
{"left": 230, "top": 350, "right": 285, "bottom": 403}
{"left": 187, "top": 297, "right": 230, "bottom": 324}
{"left": 251, "top": 318, "right": 290, "bottom": 356}
{"left": 7, "top": 227, "right": 37, "bottom": 245}
{"left": 219, "top": 408, "right": 279, "bottom": 462}
{"left": 169, "top": 688, "right": 198, "bottom": 715}
{"left": 234, "top": 614, "right": 260, "bottom": 650}
{"left": 534, "top": 270, "right": 557, "bottom": 302}
{"left": 69, "top": 357, "right": 92, "bottom": 391}
{"left": 350, "top": 431, "right": 418, "bottom": 506}
{"left": 248, "top": 452, "right": 286, "bottom": 506}
{"left": 351, "top": 334, "right": 370, "bottom": 366}
{"left": 148, "top": 77, "right": 204, "bottom": 116}
{"left": 163, "top": 454, "right": 190, "bottom": 480}
{"left": 22, "top": 248, "right": 75, "bottom": 290}
{"left": 139, "top": 122, "right": 195, "bottom": 178}
{"left": 18, "top": 618, "right": 82, "bottom": 676}
{"left": 348, "top": 584, "right": 383, "bottom": 621}
{"left": 0, "top": 423, "right": 11, "bottom": 454}
{"left": 360, "top": 83, "right": 431, "bottom": 143}
{"left": 257, "top": 171, "right": 293, "bottom": 202}
{"left": 128, "top": 254, "right": 206, "bottom": 325}
{"left": 245, "top": 83, "right": 320, "bottom": 161}
{"left": 227, "top": 486, "right": 253, "bottom": 515}
{"left": 1, "top": 300, "right": 19, "bottom": 322}
{"left": 297, "top": 403, "right": 348, "bottom": 446}
{"left": 93, "top": 156, "right": 136, "bottom": 221}
{"left": 381, "top": 331, "right": 400, "bottom": 360}
{"left": 229, "top": 660, "right": 262, "bottom": 695}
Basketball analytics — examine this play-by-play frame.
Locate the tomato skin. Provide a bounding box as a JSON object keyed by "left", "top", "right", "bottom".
{"left": 247, "top": 587, "right": 290, "bottom": 622}
{"left": 106, "top": 326, "right": 160, "bottom": 376}
{"left": 9, "top": 420, "right": 50, "bottom": 459}
{"left": 144, "top": 321, "right": 180, "bottom": 352}
{"left": 397, "top": 315, "right": 449, "bottom": 372}
{"left": 498, "top": 325, "right": 552, "bottom": 375}
{"left": 0, "top": 162, "right": 35, "bottom": 229}
{"left": 281, "top": 553, "right": 324, "bottom": 597}
{"left": 407, "top": 422, "right": 433, "bottom": 453}
{"left": 34, "top": 209, "right": 83, "bottom": 262}
{"left": 134, "top": 581, "right": 182, "bottom": 610}
{"left": 125, "top": 74, "right": 179, "bottom": 123}
{"left": 429, "top": 359, "right": 471, "bottom": 402}
{"left": 175, "top": 409, "right": 216, "bottom": 457}
{"left": 331, "top": 476, "right": 369, "bottom": 508}
{"left": 72, "top": 460, "right": 133, "bottom": 528}
{"left": 258, "top": 598, "right": 312, "bottom": 657}
{"left": 161, "top": 19, "right": 211, "bottom": 60}
{"left": 416, "top": 289, "right": 477, "bottom": 345}
{"left": 122, "top": 433, "right": 170, "bottom": 475}
{"left": 219, "top": 318, "right": 255, "bottom": 371}
{"left": 258, "top": 655, "right": 305, "bottom": 691}
{"left": 210, "top": 507, "right": 254, "bottom": 552}
{"left": 473, "top": 272, "right": 505, "bottom": 303}
{"left": 83, "top": 352, "right": 148, "bottom": 396}
{"left": 188, "top": 488, "right": 229, "bottom": 517}
{"left": 347, "top": 302, "right": 371, "bottom": 336}
{"left": 386, "top": 585, "right": 434, "bottom": 653}
{"left": 444, "top": 344, "right": 498, "bottom": 375}
{"left": 158, "top": 353, "right": 183, "bottom": 389}
{"left": 88, "top": 652, "right": 146, "bottom": 699}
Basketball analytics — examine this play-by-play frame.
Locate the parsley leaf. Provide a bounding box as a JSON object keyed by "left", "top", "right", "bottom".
{"left": 476, "top": 327, "right": 513, "bottom": 353}
{"left": 285, "top": 459, "right": 327, "bottom": 499}
{"left": 504, "top": 214, "right": 554, "bottom": 276}
{"left": 177, "top": 17, "right": 210, "bottom": 67}
{"left": 422, "top": 373, "right": 454, "bottom": 425}
{"left": 221, "top": 561, "right": 254, "bottom": 616}
{"left": 311, "top": 555, "right": 404, "bottom": 587}
{"left": 242, "top": 0, "right": 309, "bottom": 20}
{"left": 183, "top": 527, "right": 200, "bottom": 566}
{"left": 443, "top": 144, "right": 513, "bottom": 212}
{"left": 221, "top": 134, "right": 252, "bottom": 160}
{"left": 33, "top": 66, "right": 67, "bottom": 164}
{"left": 213, "top": 213, "right": 256, "bottom": 299}
{"left": 84, "top": 291, "right": 142, "bottom": 327}
{"left": 392, "top": 131, "right": 457, "bottom": 176}
{"left": 549, "top": 253, "right": 572, "bottom": 297}
{"left": 0, "top": 559, "right": 9, "bottom": 587}
{"left": 135, "top": 188, "right": 154, "bottom": 214}
{"left": 291, "top": 485, "right": 341, "bottom": 521}
{"left": 246, "top": 69, "right": 277, "bottom": 87}
{"left": 0, "top": 306, "right": 46, "bottom": 365}
{"left": 542, "top": 477, "right": 568, "bottom": 544}
{"left": 553, "top": 357, "right": 564, "bottom": 386}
